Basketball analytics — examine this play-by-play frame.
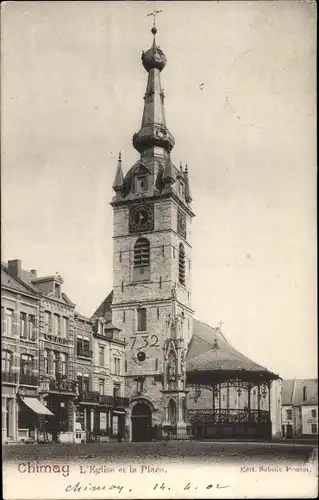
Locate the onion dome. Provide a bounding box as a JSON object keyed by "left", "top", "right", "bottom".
{"left": 142, "top": 27, "right": 167, "bottom": 72}
{"left": 133, "top": 26, "right": 175, "bottom": 155}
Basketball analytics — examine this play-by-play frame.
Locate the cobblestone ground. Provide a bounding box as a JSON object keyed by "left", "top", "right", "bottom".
{"left": 3, "top": 441, "right": 317, "bottom": 466}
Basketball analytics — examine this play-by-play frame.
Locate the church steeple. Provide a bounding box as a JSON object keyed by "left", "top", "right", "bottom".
{"left": 132, "top": 25, "right": 175, "bottom": 156}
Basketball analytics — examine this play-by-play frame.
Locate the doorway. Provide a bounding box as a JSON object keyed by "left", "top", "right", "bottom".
{"left": 131, "top": 402, "right": 152, "bottom": 442}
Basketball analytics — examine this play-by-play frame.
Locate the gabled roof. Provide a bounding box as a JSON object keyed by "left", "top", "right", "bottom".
{"left": 2, "top": 262, "right": 75, "bottom": 307}
{"left": 187, "top": 319, "right": 278, "bottom": 377}
{"left": 282, "top": 378, "right": 318, "bottom": 406}
{"left": 75, "top": 311, "right": 92, "bottom": 323}
{"left": 61, "top": 292, "right": 76, "bottom": 307}
{"left": 92, "top": 291, "right": 113, "bottom": 321}
{"left": 1, "top": 265, "right": 40, "bottom": 297}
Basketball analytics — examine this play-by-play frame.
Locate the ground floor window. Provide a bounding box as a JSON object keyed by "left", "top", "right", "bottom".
{"left": 311, "top": 424, "right": 317, "bottom": 434}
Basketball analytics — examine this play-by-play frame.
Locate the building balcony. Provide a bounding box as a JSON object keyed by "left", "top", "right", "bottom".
{"left": 98, "top": 395, "right": 130, "bottom": 408}
{"left": 19, "top": 373, "right": 38, "bottom": 386}
{"left": 2, "top": 371, "right": 18, "bottom": 384}
{"left": 114, "top": 396, "right": 129, "bottom": 407}
{"left": 77, "top": 348, "right": 93, "bottom": 359}
{"left": 79, "top": 390, "right": 100, "bottom": 403}
{"left": 98, "top": 394, "right": 112, "bottom": 406}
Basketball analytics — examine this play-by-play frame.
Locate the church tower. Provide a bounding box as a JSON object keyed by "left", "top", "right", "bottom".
{"left": 111, "top": 21, "right": 194, "bottom": 440}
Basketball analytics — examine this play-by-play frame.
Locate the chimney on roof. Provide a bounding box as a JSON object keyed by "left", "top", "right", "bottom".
{"left": 30, "top": 269, "right": 37, "bottom": 278}
{"left": 8, "top": 259, "right": 22, "bottom": 279}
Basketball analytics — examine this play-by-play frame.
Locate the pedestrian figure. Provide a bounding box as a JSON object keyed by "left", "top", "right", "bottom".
{"left": 117, "top": 431, "right": 122, "bottom": 443}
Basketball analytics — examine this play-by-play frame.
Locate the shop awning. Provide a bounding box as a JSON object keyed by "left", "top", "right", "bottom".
{"left": 21, "top": 397, "right": 54, "bottom": 416}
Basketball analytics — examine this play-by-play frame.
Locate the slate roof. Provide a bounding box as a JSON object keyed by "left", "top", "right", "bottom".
{"left": 282, "top": 378, "right": 318, "bottom": 406}
{"left": 301, "top": 393, "right": 318, "bottom": 406}
{"left": 1, "top": 265, "right": 40, "bottom": 296}
{"left": 187, "top": 319, "right": 275, "bottom": 375}
{"left": 92, "top": 291, "right": 113, "bottom": 321}
{"left": 281, "top": 379, "right": 296, "bottom": 405}
{"left": 2, "top": 262, "right": 76, "bottom": 307}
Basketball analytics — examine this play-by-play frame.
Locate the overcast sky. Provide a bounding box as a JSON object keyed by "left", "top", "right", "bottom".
{"left": 1, "top": 1, "right": 316, "bottom": 379}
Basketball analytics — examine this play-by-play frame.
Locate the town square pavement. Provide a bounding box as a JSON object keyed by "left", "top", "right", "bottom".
{"left": 3, "top": 440, "right": 318, "bottom": 466}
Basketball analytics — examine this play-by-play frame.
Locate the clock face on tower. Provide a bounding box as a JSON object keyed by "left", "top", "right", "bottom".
{"left": 129, "top": 204, "right": 154, "bottom": 233}
{"left": 177, "top": 209, "right": 187, "bottom": 239}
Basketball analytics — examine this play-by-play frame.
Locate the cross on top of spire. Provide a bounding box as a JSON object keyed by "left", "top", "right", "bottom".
{"left": 147, "top": 1, "right": 162, "bottom": 33}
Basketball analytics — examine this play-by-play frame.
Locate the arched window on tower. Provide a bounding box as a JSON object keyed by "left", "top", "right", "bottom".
{"left": 133, "top": 238, "right": 150, "bottom": 281}
{"left": 178, "top": 243, "right": 185, "bottom": 285}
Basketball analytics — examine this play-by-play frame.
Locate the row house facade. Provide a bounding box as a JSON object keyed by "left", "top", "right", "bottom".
{"left": 1, "top": 261, "right": 41, "bottom": 443}
{"left": 74, "top": 312, "right": 127, "bottom": 442}
{"left": 35, "top": 272, "right": 77, "bottom": 443}
{"left": 281, "top": 378, "right": 318, "bottom": 437}
{"left": 2, "top": 260, "right": 128, "bottom": 444}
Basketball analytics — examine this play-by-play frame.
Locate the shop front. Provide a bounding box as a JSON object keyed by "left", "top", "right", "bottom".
{"left": 75, "top": 393, "right": 129, "bottom": 442}
{"left": 39, "top": 378, "right": 77, "bottom": 442}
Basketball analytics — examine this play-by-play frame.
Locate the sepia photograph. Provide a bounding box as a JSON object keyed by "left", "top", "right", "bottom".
{"left": 1, "top": 0, "right": 317, "bottom": 498}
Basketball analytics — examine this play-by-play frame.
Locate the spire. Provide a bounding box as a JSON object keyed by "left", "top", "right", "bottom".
{"left": 112, "top": 152, "right": 124, "bottom": 193}
{"left": 162, "top": 156, "right": 175, "bottom": 186}
{"left": 132, "top": 11, "right": 175, "bottom": 156}
{"left": 184, "top": 163, "right": 192, "bottom": 203}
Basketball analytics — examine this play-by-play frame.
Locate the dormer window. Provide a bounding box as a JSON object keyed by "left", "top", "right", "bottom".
{"left": 55, "top": 283, "right": 61, "bottom": 299}
{"left": 137, "top": 175, "right": 148, "bottom": 192}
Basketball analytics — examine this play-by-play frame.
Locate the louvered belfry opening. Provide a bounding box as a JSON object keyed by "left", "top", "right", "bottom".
{"left": 179, "top": 243, "right": 185, "bottom": 285}
{"left": 134, "top": 238, "right": 150, "bottom": 268}
{"left": 133, "top": 238, "right": 151, "bottom": 282}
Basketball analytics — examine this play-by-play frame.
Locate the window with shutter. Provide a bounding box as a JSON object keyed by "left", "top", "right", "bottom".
{"left": 20, "top": 312, "right": 27, "bottom": 338}
{"left": 52, "top": 351, "right": 58, "bottom": 377}
{"left": 44, "top": 349, "right": 49, "bottom": 374}
{"left": 60, "top": 353, "right": 67, "bottom": 376}
{"left": 2, "top": 350, "right": 13, "bottom": 372}
{"left": 5, "top": 309, "right": 14, "bottom": 336}
{"left": 28, "top": 315, "right": 35, "bottom": 341}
